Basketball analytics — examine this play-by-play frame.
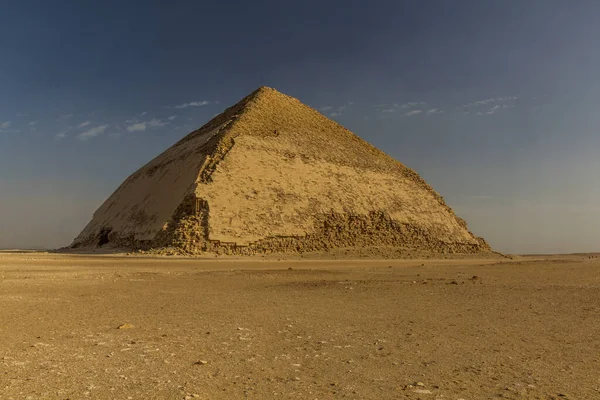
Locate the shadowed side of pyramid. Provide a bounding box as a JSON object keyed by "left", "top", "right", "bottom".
{"left": 71, "top": 86, "right": 492, "bottom": 256}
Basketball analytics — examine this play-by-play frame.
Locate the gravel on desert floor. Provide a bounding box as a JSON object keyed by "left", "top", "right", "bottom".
{"left": 1, "top": 252, "right": 599, "bottom": 399}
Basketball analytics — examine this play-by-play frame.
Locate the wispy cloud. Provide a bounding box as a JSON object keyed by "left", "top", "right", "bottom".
{"left": 140, "top": 111, "right": 147, "bottom": 116}
{"left": 28, "top": 121, "right": 37, "bottom": 127}
{"left": 168, "top": 115, "right": 177, "bottom": 121}
{"left": 328, "top": 102, "right": 354, "bottom": 118}
{"left": 484, "top": 105, "right": 501, "bottom": 115}
{"left": 319, "top": 106, "right": 333, "bottom": 111}
{"left": 78, "top": 124, "right": 109, "bottom": 140}
{"left": 126, "top": 123, "right": 146, "bottom": 132}
{"left": 55, "top": 131, "right": 67, "bottom": 140}
{"left": 377, "top": 101, "right": 427, "bottom": 114}
{"left": 16, "top": 113, "right": 28, "bottom": 117}
{"left": 149, "top": 118, "right": 168, "bottom": 128}
{"left": 403, "top": 110, "right": 423, "bottom": 117}
{"left": 77, "top": 121, "right": 91, "bottom": 128}
{"left": 167, "top": 100, "right": 211, "bottom": 109}
{"left": 463, "top": 96, "right": 518, "bottom": 108}
{"left": 375, "top": 96, "right": 521, "bottom": 119}
{"left": 0, "top": 121, "right": 19, "bottom": 133}
{"left": 125, "top": 118, "right": 168, "bottom": 132}
{"left": 474, "top": 104, "right": 513, "bottom": 116}
{"left": 400, "top": 102, "right": 426, "bottom": 108}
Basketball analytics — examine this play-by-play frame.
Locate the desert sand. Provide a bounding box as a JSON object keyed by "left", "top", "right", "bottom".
{"left": 1, "top": 252, "right": 599, "bottom": 399}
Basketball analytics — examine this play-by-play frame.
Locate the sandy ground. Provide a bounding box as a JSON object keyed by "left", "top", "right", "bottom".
{"left": 1, "top": 252, "right": 599, "bottom": 399}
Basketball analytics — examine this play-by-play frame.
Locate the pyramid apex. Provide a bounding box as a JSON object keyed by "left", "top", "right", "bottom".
{"left": 254, "top": 85, "right": 276, "bottom": 92}
{"left": 236, "top": 86, "right": 295, "bottom": 112}
{"left": 250, "top": 85, "right": 282, "bottom": 98}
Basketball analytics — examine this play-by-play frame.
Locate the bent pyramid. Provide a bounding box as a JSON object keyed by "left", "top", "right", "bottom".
{"left": 72, "top": 86, "right": 491, "bottom": 255}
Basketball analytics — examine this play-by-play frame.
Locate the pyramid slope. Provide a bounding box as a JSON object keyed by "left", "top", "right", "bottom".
{"left": 72, "top": 86, "right": 490, "bottom": 255}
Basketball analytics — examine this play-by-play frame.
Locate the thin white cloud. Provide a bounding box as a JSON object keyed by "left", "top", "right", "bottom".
{"left": 403, "top": 110, "right": 423, "bottom": 117}
{"left": 78, "top": 124, "right": 109, "bottom": 140}
{"left": 77, "top": 121, "right": 91, "bottom": 128}
{"left": 140, "top": 111, "right": 147, "bottom": 116}
{"left": 326, "top": 102, "right": 353, "bottom": 118}
{"left": 400, "top": 102, "right": 426, "bottom": 108}
{"left": 126, "top": 123, "right": 147, "bottom": 132}
{"left": 168, "top": 115, "right": 177, "bottom": 120}
{"left": 486, "top": 105, "right": 501, "bottom": 114}
{"left": 377, "top": 102, "right": 427, "bottom": 115}
{"left": 16, "top": 113, "right": 28, "bottom": 117}
{"left": 466, "top": 99, "right": 493, "bottom": 107}
{"left": 125, "top": 118, "right": 168, "bottom": 132}
{"left": 55, "top": 131, "right": 67, "bottom": 140}
{"left": 320, "top": 106, "right": 333, "bottom": 111}
{"left": 426, "top": 108, "right": 443, "bottom": 115}
{"left": 475, "top": 105, "right": 505, "bottom": 116}
{"left": 463, "top": 96, "right": 518, "bottom": 108}
{"left": 187, "top": 101, "right": 210, "bottom": 107}
{"left": 28, "top": 121, "right": 37, "bottom": 126}
{"left": 0, "top": 121, "right": 19, "bottom": 133}
{"left": 148, "top": 118, "right": 167, "bottom": 127}
{"left": 170, "top": 100, "right": 211, "bottom": 109}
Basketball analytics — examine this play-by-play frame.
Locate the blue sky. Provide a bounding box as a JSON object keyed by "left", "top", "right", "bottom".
{"left": 1, "top": 0, "right": 600, "bottom": 253}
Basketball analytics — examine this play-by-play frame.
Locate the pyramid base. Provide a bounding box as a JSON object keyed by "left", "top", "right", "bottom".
{"left": 71, "top": 209, "right": 494, "bottom": 258}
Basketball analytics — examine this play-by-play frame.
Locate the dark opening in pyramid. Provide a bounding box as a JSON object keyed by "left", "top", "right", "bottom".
{"left": 71, "top": 86, "right": 491, "bottom": 256}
